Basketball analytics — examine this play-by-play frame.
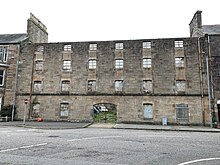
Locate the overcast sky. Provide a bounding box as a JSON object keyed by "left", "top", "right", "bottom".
{"left": 1, "top": 0, "right": 219, "bottom": 42}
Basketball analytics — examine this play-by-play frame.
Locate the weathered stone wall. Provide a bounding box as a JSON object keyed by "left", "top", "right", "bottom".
{"left": 27, "top": 13, "right": 48, "bottom": 43}
{"left": 0, "top": 44, "right": 20, "bottom": 107}
{"left": 16, "top": 38, "right": 206, "bottom": 125}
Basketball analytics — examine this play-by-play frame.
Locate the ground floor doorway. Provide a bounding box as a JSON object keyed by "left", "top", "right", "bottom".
{"left": 92, "top": 103, "right": 117, "bottom": 123}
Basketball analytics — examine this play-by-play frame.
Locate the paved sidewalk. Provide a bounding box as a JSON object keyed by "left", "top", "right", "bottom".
{"left": 90, "top": 123, "right": 220, "bottom": 133}
{"left": 0, "top": 121, "right": 91, "bottom": 129}
{"left": 0, "top": 121, "right": 220, "bottom": 132}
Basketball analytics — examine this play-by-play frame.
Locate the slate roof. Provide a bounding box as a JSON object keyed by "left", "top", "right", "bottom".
{"left": 202, "top": 25, "right": 220, "bottom": 35}
{"left": 0, "top": 33, "right": 27, "bottom": 44}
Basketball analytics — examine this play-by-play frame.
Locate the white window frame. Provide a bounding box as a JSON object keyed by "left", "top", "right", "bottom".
{"left": 89, "top": 44, "right": 97, "bottom": 51}
{"left": 143, "top": 103, "right": 153, "bottom": 119}
{"left": 63, "top": 60, "right": 71, "bottom": 71}
{"left": 175, "top": 57, "right": 184, "bottom": 67}
{"left": 64, "top": 44, "right": 72, "bottom": 51}
{"left": 115, "top": 59, "right": 123, "bottom": 69}
{"left": 88, "top": 80, "right": 96, "bottom": 92}
{"left": 176, "top": 80, "right": 186, "bottom": 92}
{"left": 0, "top": 70, "right": 5, "bottom": 86}
{"left": 0, "top": 48, "right": 3, "bottom": 62}
{"left": 115, "top": 43, "right": 123, "bottom": 50}
{"left": 60, "top": 103, "right": 69, "bottom": 117}
{"left": 143, "top": 42, "right": 151, "bottom": 49}
{"left": 175, "top": 41, "right": 183, "bottom": 48}
{"left": 33, "top": 81, "right": 42, "bottom": 92}
{"left": 115, "top": 80, "right": 123, "bottom": 92}
{"left": 143, "top": 58, "right": 151, "bottom": 68}
{"left": 61, "top": 80, "right": 70, "bottom": 92}
{"left": 89, "top": 60, "right": 97, "bottom": 69}
{"left": 143, "top": 80, "right": 153, "bottom": 93}
{"left": 35, "top": 61, "right": 43, "bottom": 71}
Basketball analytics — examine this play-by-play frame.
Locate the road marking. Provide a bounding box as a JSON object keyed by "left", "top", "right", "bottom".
{"left": 67, "top": 136, "right": 122, "bottom": 142}
{"left": 178, "top": 158, "right": 220, "bottom": 165}
{"left": 0, "top": 143, "right": 47, "bottom": 153}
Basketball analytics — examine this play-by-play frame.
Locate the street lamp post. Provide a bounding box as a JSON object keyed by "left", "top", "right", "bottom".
{"left": 23, "top": 99, "right": 28, "bottom": 125}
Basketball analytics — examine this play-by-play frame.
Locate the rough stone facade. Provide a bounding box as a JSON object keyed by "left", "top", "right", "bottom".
{"left": 16, "top": 38, "right": 210, "bottom": 125}
{"left": 27, "top": 13, "right": 48, "bottom": 43}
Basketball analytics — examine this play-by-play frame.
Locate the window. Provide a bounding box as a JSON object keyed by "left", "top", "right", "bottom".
{"left": 36, "top": 46, "right": 44, "bottom": 52}
{"left": 35, "top": 61, "right": 43, "bottom": 71}
{"left": 115, "top": 43, "right": 123, "bottom": 50}
{"left": 33, "top": 81, "right": 42, "bottom": 92}
{"left": 60, "top": 103, "right": 69, "bottom": 117}
{"left": 143, "top": 42, "right": 151, "bottom": 49}
{"left": 88, "top": 60, "right": 96, "bottom": 69}
{"left": 115, "top": 59, "right": 123, "bottom": 69}
{"left": 143, "top": 104, "right": 153, "bottom": 119}
{"left": 64, "top": 44, "right": 72, "bottom": 51}
{"left": 0, "top": 47, "right": 8, "bottom": 62}
{"left": 175, "top": 57, "right": 184, "bottom": 67}
{"left": 176, "top": 80, "right": 186, "bottom": 92}
{"left": 63, "top": 60, "right": 71, "bottom": 71}
{"left": 175, "top": 41, "right": 183, "bottom": 48}
{"left": 61, "top": 80, "right": 70, "bottom": 92}
{"left": 32, "top": 103, "right": 40, "bottom": 117}
{"left": 0, "top": 70, "right": 5, "bottom": 86}
{"left": 115, "top": 80, "right": 123, "bottom": 92}
{"left": 89, "top": 44, "right": 97, "bottom": 51}
{"left": 143, "top": 58, "right": 151, "bottom": 68}
{"left": 0, "top": 97, "right": 2, "bottom": 111}
{"left": 88, "top": 80, "right": 96, "bottom": 92}
{"left": 143, "top": 80, "right": 152, "bottom": 94}
{"left": 176, "top": 104, "right": 189, "bottom": 121}
{"left": 0, "top": 48, "right": 2, "bottom": 61}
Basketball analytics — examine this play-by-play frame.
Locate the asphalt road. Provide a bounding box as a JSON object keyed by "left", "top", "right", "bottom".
{"left": 0, "top": 127, "right": 220, "bottom": 165}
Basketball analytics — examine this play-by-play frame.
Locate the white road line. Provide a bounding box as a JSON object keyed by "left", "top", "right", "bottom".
{"left": 178, "top": 158, "right": 220, "bottom": 165}
{"left": 0, "top": 143, "right": 47, "bottom": 153}
{"left": 67, "top": 136, "right": 122, "bottom": 142}
{"left": 138, "top": 135, "right": 188, "bottom": 138}
{"left": 0, "top": 131, "right": 11, "bottom": 133}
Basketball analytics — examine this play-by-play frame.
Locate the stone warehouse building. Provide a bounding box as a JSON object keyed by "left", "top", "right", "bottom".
{"left": 0, "top": 13, "right": 48, "bottom": 118}
{"left": 2, "top": 11, "right": 220, "bottom": 125}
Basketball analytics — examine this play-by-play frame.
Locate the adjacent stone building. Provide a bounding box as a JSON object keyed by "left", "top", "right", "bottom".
{"left": 0, "top": 13, "right": 48, "bottom": 119}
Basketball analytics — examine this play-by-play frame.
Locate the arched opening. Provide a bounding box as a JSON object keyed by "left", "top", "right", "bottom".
{"left": 92, "top": 103, "right": 117, "bottom": 123}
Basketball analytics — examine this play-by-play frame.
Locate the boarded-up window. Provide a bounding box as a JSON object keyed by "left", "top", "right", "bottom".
{"left": 60, "top": 103, "right": 69, "bottom": 117}
{"left": 89, "top": 60, "right": 96, "bottom": 69}
{"left": 88, "top": 80, "right": 96, "bottom": 92}
{"left": 115, "top": 80, "right": 123, "bottom": 92}
{"left": 61, "top": 80, "right": 70, "bottom": 92}
{"left": 176, "top": 104, "right": 188, "bottom": 121}
{"left": 115, "top": 43, "right": 123, "bottom": 50}
{"left": 89, "top": 44, "right": 97, "bottom": 51}
{"left": 115, "top": 59, "right": 123, "bottom": 69}
{"left": 63, "top": 60, "right": 71, "bottom": 71}
{"left": 143, "top": 80, "right": 152, "bottom": 93}
{"left": 33, "top": 81, "right": 42, "bottom": 92}
{"left": 143, "top": 58, "right": 151, "bottom": 68}
{"left": 35, "top": 61, "right": 43, "bottom": 71}
{"left": 176, "top": 80, "right": 186, "bottom": 92}
{"left": 143, "top": 42, "right": 151, "bottom": 49}
{"left": 175, "top": 57, "right": 184, "bottom": 67}
{"left": 143, "top": 104, "right": 153, "bottom": 119}
{"left": 32, "top": 103, "right": 40, "bottom": 117}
